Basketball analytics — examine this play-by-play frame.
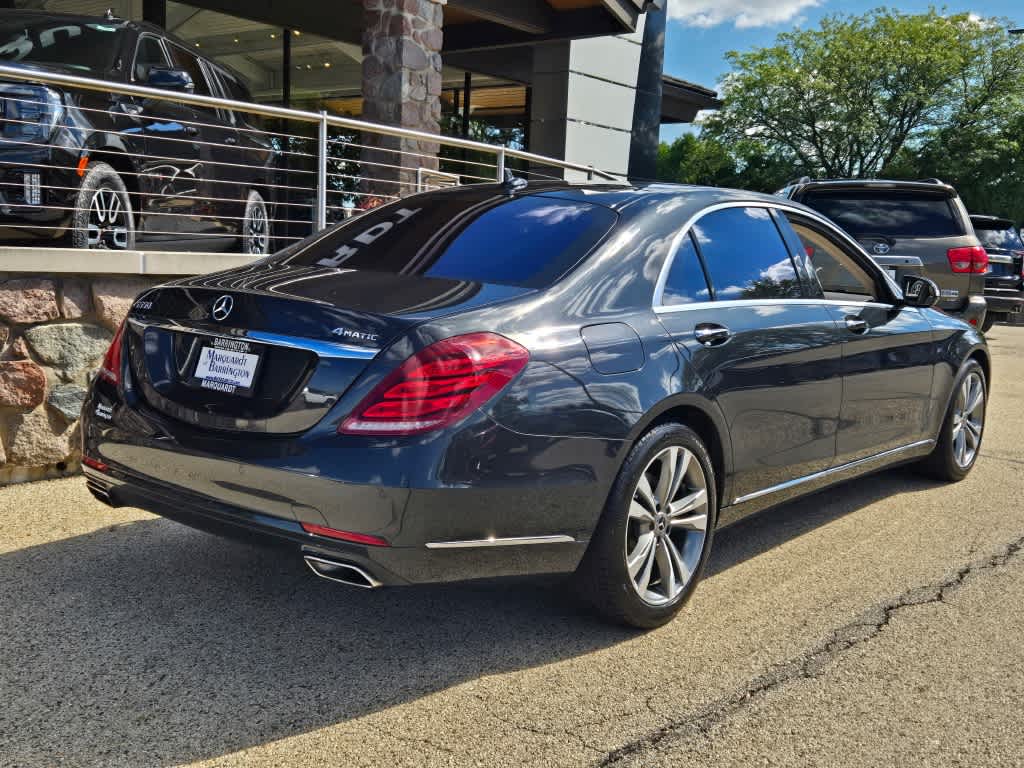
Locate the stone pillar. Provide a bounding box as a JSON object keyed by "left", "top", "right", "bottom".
{"left": 361, "top": 0, "right": 445, "bottom": 199}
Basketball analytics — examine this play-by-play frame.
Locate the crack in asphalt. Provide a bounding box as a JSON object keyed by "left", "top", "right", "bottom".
{"left": 596, "top": 535, "right": 1024, "bottom": 767}
{"left": 472, "top": 693, "right": 607, "bottom": 755}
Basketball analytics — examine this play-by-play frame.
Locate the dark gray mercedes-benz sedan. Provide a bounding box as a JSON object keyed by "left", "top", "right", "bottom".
{"left": 81, "top": 182, "right": 989, "bottom": 628}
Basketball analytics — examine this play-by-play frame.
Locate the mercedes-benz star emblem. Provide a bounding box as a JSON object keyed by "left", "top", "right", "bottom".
{"left": 873, "top": 243, "right": 891, "bottom": 255}
{"left": 211, "top": 295, "right": 234, "bottom": 321}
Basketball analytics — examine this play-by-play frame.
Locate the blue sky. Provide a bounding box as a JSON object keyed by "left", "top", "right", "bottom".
{"left": 660, "top": 0, "right": 1024, "bottom": 142}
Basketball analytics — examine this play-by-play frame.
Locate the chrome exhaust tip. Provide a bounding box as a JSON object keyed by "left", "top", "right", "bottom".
{"left": 303, "top": 555, "right": 382, "bottom": 589}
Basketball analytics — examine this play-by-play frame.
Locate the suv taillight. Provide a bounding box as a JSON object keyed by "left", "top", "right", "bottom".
{"left": 947, "top": 246, "right": 988, "bottom": 274}
{"left": 338, "top": 332, "right": 529, "bottom": 436}
{"left": 98, "top": 319, "right": 126, "bottom": 385}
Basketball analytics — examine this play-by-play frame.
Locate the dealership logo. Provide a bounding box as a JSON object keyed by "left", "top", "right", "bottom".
{"left": 872, "top": 243, "right": 891, "bottom": 255}
{"left": 211, "top": 295, "right": 234, "bottom": 321}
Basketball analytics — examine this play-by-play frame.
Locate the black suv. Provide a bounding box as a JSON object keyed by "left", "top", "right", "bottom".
{"left": 778, "top": 179, "right": 988, "bottom": 328}
{"left": 970, "top": 214, "right": 1024, "bottom": 331}
{"left": 0, "top": 10, "right": 277, "bottom": 253}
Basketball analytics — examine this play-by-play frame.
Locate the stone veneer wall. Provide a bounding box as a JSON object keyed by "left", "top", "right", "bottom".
{"left": 0, "top": 274, "right": 158, "bottom": 484}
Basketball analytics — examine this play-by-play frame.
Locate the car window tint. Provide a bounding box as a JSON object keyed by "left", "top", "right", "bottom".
{"left": 692, "top": 207, "right": 802, "bottom": 300}
{"left": 0, "top": 17, "right": 122, "bottom": 73}
{"left": 282, "top": 192, "right": 618, "bottom": 289}
{"left": 217, "top": 69, "right": 250, "bottom": 103}
{"left": 800, "top": 191, "right": 964, "bottom": 238}
{"left": 167, "top": 44, "right": 211, "bottom": 97}
{"left": 783, "top": 214, "right": 877, "bottom": 300}
{"left": 133, "top": 36, "right": 167, "bottom": 82}
{"left": 662, "top": 232, "right": 711, "bottom": 305}
{"left": 975, "top": 226, "right": 1024, "bottom": 251}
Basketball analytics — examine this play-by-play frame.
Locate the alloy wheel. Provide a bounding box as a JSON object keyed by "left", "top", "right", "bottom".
{"left": 625, "top": 445, "right": 709, "bottom": 606}
{"left": 952, "top": 371, "right": 985, "bottom": 468}
{"left": 86, "top": 187, "right": 129, "bottom": 249}
{"left": 246, "top": 200, "right": 269, "bottom": 254}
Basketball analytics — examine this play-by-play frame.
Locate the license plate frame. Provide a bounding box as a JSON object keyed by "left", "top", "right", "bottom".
{"left": 188, "top": 337, "right": 263, "bottom": 397}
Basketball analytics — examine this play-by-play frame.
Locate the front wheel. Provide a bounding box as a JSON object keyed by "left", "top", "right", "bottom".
{"left": 242, "top": 189, "right": 271, "bottom": 255}
{"left": 575, "top": 422, "right": 717, "bottom": 628}
{"left": 71, "top": 161, "right": 135, "bottom": 250}
{"left": 917, "top": 360, "right": 986, "bottom": 481}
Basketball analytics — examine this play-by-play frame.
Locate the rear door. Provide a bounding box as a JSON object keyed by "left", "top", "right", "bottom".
{"left": 797, "top": 186, "right": 979, "bottom": 314}
{"left": 778, "top": 211, "right": 936, "bottom": 465}
{"left": 656, "top": 205, "right": 845, "bottom": 502}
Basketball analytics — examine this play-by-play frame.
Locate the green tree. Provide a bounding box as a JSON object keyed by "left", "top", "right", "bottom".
{"left": 702, "top": 8, "right": 1024, "bottom": 180}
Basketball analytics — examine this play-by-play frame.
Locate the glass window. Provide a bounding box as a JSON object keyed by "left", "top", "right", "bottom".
{"left": 0, "top": 16, "right": 123, "bottom": 74}
{"left": 782, "top": 214, "right": 877, "bottom": 300}
{"left": 662, "top": 232, "right": 711, "bottom": 305}
{"left": 283, "top": 191, "right": 618, "bottom": 289}
{"left": 133, "top": 36, "right": 168, "bottom": 82}
{"left": 800, "top": 191, "right": 965, "bottom": 238}
{"left": 974, "top": 225, "right": 1024, "bottom": 251}
{"left": 166, "top": 44, "right": 211, "bottom": 97}
{"left": 692, "top": 207, "right": 803, "bottom": 300}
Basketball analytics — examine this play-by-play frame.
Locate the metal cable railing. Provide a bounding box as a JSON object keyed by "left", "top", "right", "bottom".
{"left": 0, "top": 62, "right": 620, "bottom": 256}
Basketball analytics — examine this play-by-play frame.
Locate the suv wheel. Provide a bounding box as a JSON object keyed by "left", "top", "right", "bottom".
{"left": 242, "top": 190, "right": 270, "bottom": 255}
{"left": 71, "top": 162, "right": 135, "bottom": 250}
{"left": 576, "top": 423, "right": 717, "bottom": 628}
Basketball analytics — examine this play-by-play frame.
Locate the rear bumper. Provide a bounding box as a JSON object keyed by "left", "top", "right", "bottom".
{"left": 947, "top": 295, "right": 987, "bottom": 327}
{"left": 982, "top": 288, "right": 1024, "bottom": 316}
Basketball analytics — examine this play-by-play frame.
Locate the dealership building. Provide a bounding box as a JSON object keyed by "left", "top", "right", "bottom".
{"left": 0, "top": 0, "right": 719, "bottom": 179}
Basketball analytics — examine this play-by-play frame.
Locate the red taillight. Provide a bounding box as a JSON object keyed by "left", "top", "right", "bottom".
{"left": 82, "top": 456, "right": 108, "bottom": 472}
{"left": 338, "top": 332, "right": 529, "bottom": 436}
{"left": 99, "top": 319, "right": 126, "bottom": 385}
{"left": 947, "top": 246, "right": 988, "bottom": 274}
{"left": 300, "top": 522, "right": 390, "bottom": 547}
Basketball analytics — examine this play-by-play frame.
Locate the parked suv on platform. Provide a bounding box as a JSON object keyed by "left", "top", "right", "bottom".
{"left": 778, "top": 179, "right": 988, "bottom": 328}
{"left": 970, "top": 214, "right": 1024, "bottom": 331}
{"left": 0, "top": 10, "right": 277, "bottom": 252}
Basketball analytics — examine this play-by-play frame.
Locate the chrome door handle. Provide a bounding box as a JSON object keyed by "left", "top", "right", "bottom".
{"left": 224, "top": 135, "right": 238, "bottom": 145}
{"left": 845, "top": 315, "right": 869, "bottom": 334}
{"left": 694, "top": 323, "right": 731, "bottom": 347}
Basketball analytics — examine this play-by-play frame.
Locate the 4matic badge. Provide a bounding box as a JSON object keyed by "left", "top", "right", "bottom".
{"left": 331, "top": 327, "right": 380, "bottom": 342}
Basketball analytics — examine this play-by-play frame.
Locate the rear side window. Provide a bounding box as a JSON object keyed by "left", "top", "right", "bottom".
{"left": 975, "top": 226, "right": 1024, "bottom": 251}
{"left": 692, "top": 207, "right": 802, "bottom": 300}
{"left": 800, "top": 191, "right": 964, "bottom": 238}
{"left": 167, "top": 43, "right": 212, "bottom": 97}
{"left": 661, "top": 232, "right": 711, "bottom": 305}
{"left": 284, "top": 193, "right": 618, "bottom": 289}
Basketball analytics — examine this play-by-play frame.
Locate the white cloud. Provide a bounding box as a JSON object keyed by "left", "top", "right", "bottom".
{"left": 667, "top": 0, "right": 823, "bottom": 29}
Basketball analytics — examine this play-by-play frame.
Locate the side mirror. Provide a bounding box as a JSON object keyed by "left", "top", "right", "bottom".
{"left": 901, "top": 275, "right": 940, "bottom": 308}
{"left": 146, "top": 66, "right": 194, "bottom": 93}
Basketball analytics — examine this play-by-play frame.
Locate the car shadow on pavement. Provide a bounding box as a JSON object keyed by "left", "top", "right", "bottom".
{"left": 0, "top": 467, "right": 939, "bottom": 767}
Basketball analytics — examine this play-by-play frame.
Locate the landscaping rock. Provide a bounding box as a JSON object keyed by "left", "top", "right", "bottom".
{"left": 0, "top": 360, "right": 47, "bottom": 410}
{"left": 92, "top": 278, "right": 154, "bottom": 332}
{"left": 2, "top": 336, "right": 29, "bottom": 361}
{"left": 0, "top": 279, "right": 60, "bottom": 324}
{"left": 0, "top": 325, "right": 8, "bottom": 349}
{"left": 24, "top": 323, "right": 112, "bottom": 374}
{"left": 61, "top": 280, "right": 93, "bottom": 319}
{"left": 4, "top": 405, "right": 75, "bottom": 466}
{"left": 47, "top": 383, "right": 88, "bottom": 422}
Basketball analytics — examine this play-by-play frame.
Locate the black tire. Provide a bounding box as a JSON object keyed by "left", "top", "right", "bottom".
{"left": 71, "top": 161, "right": 135, "bottom": 250}
{"left": 981, "top": 314, "right": 999, "bottom": 333}
{"left": 575, "top": 422, "right": 717, "bottom": 629}
{"left": 917, "top": 359, "right": 986, "bottom": 482}
{"left": 242, "top": 189, "right": 271, "bottom": 255}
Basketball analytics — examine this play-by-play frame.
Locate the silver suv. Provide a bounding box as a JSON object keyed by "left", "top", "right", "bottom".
{"left": 778, "top": 179, "right": 988, "bottom": 328}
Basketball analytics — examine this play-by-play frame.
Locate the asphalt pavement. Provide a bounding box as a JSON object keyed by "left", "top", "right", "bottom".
{"left": 2, "top": 326, "right": 1023, "bottom": 768}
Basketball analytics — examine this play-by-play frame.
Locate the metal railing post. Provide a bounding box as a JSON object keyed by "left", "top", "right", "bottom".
{"left": 496, "top": 147, "right": 506, "bottom": 182}
{"left": 316, "top": 111, "right": 328, "bottom": 232}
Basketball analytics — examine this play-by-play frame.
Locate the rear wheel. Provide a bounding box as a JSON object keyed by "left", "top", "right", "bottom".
{"left": 576, "top": 423, "right": 717, "bottom": 628}
{"left": 981, "top": 314, "right": 999, "bottom": 333}
{"left": 71, "top": 162, "right": 135, "bottom": 250}
{"left": 918, "top": 360, "right": 986, "bottom": 481}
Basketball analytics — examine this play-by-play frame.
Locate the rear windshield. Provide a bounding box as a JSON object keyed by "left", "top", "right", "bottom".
{"left": 800, "top": 190, "right": 964, "bottom": 238}
{"left": 974, "top": 225, "right": 1024, "bottom": 251}
{"left": 0, "top": 17, "right": 123, "bottom": 73}
{"left": 282, "top": 192, "right": 618, "bottom": 288}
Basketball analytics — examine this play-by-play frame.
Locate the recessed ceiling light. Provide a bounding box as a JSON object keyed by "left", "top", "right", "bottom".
{"left": 270, "top": 32, "right": 277, "bottom": 39}
{"left": 323, "top": 61, "right": 331, "bottom": 68}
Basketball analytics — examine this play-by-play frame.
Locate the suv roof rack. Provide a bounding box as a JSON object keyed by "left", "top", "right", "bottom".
{"left": 785, "top": 176, "right": 813, "bottom": 187}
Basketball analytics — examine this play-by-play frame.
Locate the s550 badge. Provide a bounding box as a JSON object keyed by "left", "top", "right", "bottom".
{"left": 331, "top": 327, "right": 379, "bottom": 342}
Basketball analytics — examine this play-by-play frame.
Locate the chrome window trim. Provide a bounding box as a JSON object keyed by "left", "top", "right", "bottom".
{"left": 127, "top": 318, "right": 379, "bottom": 360}
{"left": 130, "top": 32, "right": 170, "bottom": 84}
{"left": 654, "top": 298, "right": 895, "bottom": 315}
{"left": 425, "top": 534, "right": 577, "bottom": 549}
{"left": 652, "top": 200, "right": 902, "bottom": 310}
{"left": 731, "top": 439, "right": 935, "bottom": 506}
